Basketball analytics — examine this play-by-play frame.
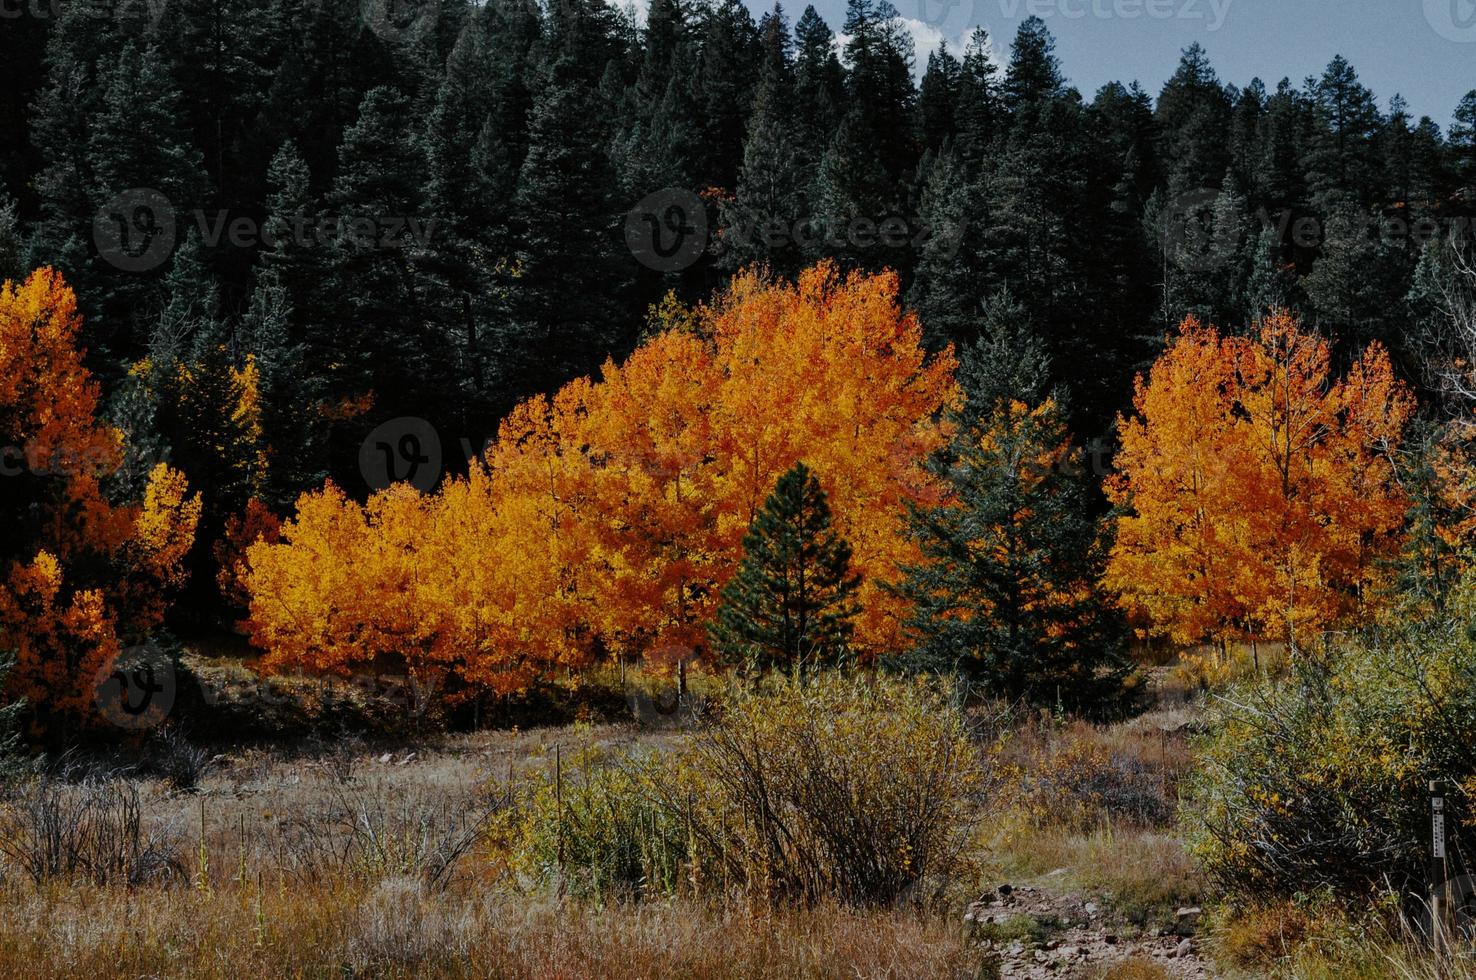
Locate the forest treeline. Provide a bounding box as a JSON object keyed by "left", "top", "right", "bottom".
{"left": 3, "top": 0, "right": 1474, "bottom": 472}
{"left": 1, "top": 0, "right": 1476, "bottom": 726}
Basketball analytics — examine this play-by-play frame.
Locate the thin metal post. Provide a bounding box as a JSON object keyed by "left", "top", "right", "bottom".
{"left": 1432, "top": 780, "right": 1448, "bottom": 952}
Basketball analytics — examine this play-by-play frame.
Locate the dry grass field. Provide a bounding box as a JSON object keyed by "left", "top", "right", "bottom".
{"left": 0, "top": 662, "right": 1233, "bottom": 980}
{"left": 0, "top": 655, "right": 1460, "bottom": 979}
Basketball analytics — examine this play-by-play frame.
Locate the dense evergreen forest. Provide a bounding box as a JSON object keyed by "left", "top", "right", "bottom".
{"left": 1, "top": 0, "right": 1473, "bottom": 626}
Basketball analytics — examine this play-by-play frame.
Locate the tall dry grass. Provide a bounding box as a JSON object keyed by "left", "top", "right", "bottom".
{"left": 0, "top": 720, "right": 985, "bottom": 978}
{"left": 0, "top": 871, "right": 979, "bottom": 978}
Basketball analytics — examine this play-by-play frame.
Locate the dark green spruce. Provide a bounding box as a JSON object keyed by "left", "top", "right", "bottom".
{"left": 892, "top": 300, "right": 1130, "bottom": 712}
{"left": 710, "top": 462, "right": 861, "bottom": 674}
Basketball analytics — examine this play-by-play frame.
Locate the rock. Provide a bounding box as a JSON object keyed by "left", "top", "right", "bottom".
{"left": 1083, "top": 901, "right": 1100, "bottom": 918}
{"left": 997, "top": 883, "right": 1013, "bottom": 897}
{"left": 1175, "top": 938, "right": 1194, "bottom": 959}
{"left": 1046, "top": 867, "right": 1068, "bottom": 877}
{"left": 377, "top": 752, "right": 393, "bottom": 763}
{"left": 1175, "top": 906, "right": 1202, "bottom": 925}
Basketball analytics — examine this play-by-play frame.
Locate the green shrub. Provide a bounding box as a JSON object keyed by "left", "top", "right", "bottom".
{"left": 1184, "top": 586, "right": 1476, "bottom": 908}
{"left": 517, "top": 674, "right": 986, "bottom": 906}
{"left": 516, "top": 748, "right": 689, "bottom": 899}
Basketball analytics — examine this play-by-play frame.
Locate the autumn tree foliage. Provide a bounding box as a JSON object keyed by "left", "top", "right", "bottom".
{"left": 1105, "top": 312, "right": 1415, "bottom": 650}
{"left": 709, "top": 462, "right": 862, "bottom": 674}
{"left": 243, "top": 263, "right": 956, "bottom": 692}
{"left": 0, "top": 269, "right": 200, "bottom": 723}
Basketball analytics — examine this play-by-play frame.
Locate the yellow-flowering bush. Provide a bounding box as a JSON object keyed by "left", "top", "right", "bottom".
{"left": 517, "top": 674, "right": 985, "bottom": 906}
{"left": 516, "top": 748, "right": 689, "bottom": 899}
{"left": 1185, "top": 578, "right": 1476, "bottom": 907}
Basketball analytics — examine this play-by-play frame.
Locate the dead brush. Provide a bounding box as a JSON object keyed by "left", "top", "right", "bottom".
{"left": 1004, "top": 722, "right": 1179, "bottom": 830}
{"left": 147, "top": 727, "right": 215, "bottom": 793}
{"left": 309, "top": 731, "right": 365, "bottom": 785}
{"left": 277, "top": 777, "right": 509, "bottom": 891}
{"left": 661, "top": 674, "right": 985, "bottom": 908}
{"left": 0, "top": 766, "right": 184, "bottom": 886}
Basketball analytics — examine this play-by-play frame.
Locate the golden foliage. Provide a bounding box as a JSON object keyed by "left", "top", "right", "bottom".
{"left": 244, "top": 263, "right": 956, "bottom": 690}
{"left": 0, "top": 269, "right": 200, "bottom": 721}
{"left": 1106, "top": 312, "right": 1414, "bottom": 647}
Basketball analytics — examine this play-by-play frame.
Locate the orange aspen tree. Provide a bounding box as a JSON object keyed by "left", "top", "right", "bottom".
{"left": 578, "top": 329, "right": 723, "bottom": 664}
{"left": 1106, "top": 312, "right": 1413, "bottom": 650}
{"left": 705, "top": 263, "right": 959, "bottom": 649}
{"left": 243, "top": 262, "right": 957, "bottom": 689}
{"left": 436, "top": 383, "right": 606, "bottom": 690}
{"left": 0, "top": 269, "right": 200, "bottom": 722}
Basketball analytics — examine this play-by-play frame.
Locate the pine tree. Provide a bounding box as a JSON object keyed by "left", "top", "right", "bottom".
{"left": 1154, "top": 43, "right": 1232, "bottom": 192}
{"left": 1244, "top": 223, "right": 1299, "bottom": 319}
{"left": 839, "top": 0, "right": 917, "bottom": 188}
{"left": 419, "top": 18, "right": 517, "bottom": 420}
{"left": 793, "top": 4, "right": 846, "bottom": 151}
{"left": 322, "top": 84, "right": 448, "bottom": 460}
{"left": 1452, "top": 90, "right": 1476, "bottom": 202}
{"left": 0, "top": 196, "right": 22, "bottom": 284}
{"left": 893, "top": 320, "right": 1129, "bottom": 711}
{"left": 692, "top": 0, "right": 760, "bottom": 190}
{"left": 88, "top": 40, "right": 208, "bottom": 320}
{"left": 27, "top": 0, "right": 118, "bottom": 309}
{"left": 709, "top": 461, "right": 862, "bottom": 674}
{"left": 1303, "top": 199, "right": 1409, "bottom": 347}
{"left": 756, "top": 2, "right": 793, "bottom": 83}
{"left": 918, "top": 42, "right": 960, "bottom": 154}
{"left": 906, "top": 147, "right": 987, "bottom": 348}
{"left": 722, "top": 70, "right": 807, "bottom": 273}
{"left": 152, "top": 232, "right": 260, "bottom": 528}
{"left": 512, "top": 56, "right": 628, "bottom": 399}
{"left": 1002, "top": 16, "right": 1064, "bottom": 113}
{"left": 809, "top": 109, "right": 895, "bottom": 265}
{"left": 1228, "top": 78, "right": 1266, "bottom": 191}
{"left": 1160, "top": 173, "right": 1254, "bottom": 329}
{"left": 1304, "top": 55, "right": 1383, "bottom": 207}
{"left": 956, "top": 27, "right": 1002, "bottom": 170}
{"left": 1252, "top": 78, "right": 1308, "bottom": 215}
{"left": 242, "top": 270, "right": 327, "bottom": 510}
{"left": 155, "top": 0, "right": 280, "bottom": 203}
